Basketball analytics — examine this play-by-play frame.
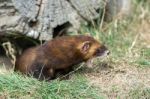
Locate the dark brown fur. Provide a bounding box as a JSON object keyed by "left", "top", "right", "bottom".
{"left": 15, "top": 35, "right": 109, "bottom": 80}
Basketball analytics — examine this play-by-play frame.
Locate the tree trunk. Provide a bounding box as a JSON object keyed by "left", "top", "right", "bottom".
{"left": 0, "top": 0, "right": 105, "bottom": 40}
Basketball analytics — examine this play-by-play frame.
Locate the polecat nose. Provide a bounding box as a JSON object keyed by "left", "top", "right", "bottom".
{"left": 106, "top": 50, "right": 110, "bottom": 55}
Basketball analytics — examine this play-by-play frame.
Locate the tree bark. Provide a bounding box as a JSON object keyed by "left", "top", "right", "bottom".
{"left": 0, "top": 0, "right": 105, "bottom": 40}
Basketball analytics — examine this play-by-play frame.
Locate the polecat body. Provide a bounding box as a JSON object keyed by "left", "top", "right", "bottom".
{"left": 15, "top": 35, "right": 109, "bottom": 80}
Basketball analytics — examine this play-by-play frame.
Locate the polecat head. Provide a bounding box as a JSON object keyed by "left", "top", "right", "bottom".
{"left": 77, "top": 36, "right": 110, "bottom": 61}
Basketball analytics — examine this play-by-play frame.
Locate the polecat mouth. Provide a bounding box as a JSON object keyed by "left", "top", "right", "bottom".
{"left": 94, "top": 45, "right": 110, "bottom": 57}
{"left": 95, "top": 49, "right": 110, "bottom": 58}
{"left": 85, "top": 58, "right": 95, "bottom": 68}
{"left": 86, "top": 50, "right": 110, "bottom": 68}
{"left": 99, "top": 50, "right": 110, "bottom": 57}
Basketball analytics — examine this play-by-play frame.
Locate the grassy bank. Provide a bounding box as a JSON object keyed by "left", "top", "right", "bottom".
{"left": 0, "top": 73, "right": 104, "bottom": 99}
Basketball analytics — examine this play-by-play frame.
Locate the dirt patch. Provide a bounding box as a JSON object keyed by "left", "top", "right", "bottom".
{"left": 85, "top": 61, "right": 150, "bottom": 98}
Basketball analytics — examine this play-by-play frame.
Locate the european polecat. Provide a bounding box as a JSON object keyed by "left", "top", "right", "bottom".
{"left": 15, "top": 35, "right": 109, "bottom": 80}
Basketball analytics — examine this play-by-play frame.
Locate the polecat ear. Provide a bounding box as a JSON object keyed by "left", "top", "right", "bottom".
{"left": 81, "top": 41, "right": 91, "bottom": 53}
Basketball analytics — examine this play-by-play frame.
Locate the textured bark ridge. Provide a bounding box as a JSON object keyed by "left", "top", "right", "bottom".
{"left": 0, "top": 0, "right": 105, "bottom": 40}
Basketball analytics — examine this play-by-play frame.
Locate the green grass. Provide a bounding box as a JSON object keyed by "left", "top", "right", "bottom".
{"left": 0, "top": 73, "right": 105, "bottom": 99}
